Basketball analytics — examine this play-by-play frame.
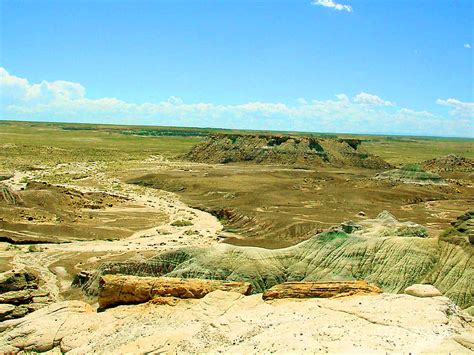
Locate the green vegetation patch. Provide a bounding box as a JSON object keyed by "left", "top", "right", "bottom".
{"left": 376, "top": 164, "right": 444, "bottom": 184}
{"left": 316, "top": 231, "right": 350, "bottom": 242}
{"left": 400, "top": 164, "right": 424, "bottom": 172}
{"left": 170, "top": 219, "right": 193, "bottom": 227}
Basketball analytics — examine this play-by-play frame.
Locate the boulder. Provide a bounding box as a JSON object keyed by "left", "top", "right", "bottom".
{"left": 0, "top": 289, "right": 33, "bottom": 304}
{"left": 0, "top": 304, "right": 15, "bottom": 319}
{"left": 71, "top": 270, "right": 93, "bottom": 287}
{"left": 8, "top": 305, "right": 29, "bottom": 319}
{"left": 0, "top": 270, "right": 38, "bottom": 292}
{"left": 262, "top": 280, "right": 382, "bottom": 300}
{"left": 98, "top": 275, "right": 253, "bottom": 309}
{"left": 404, "top": 284, "right": 442, "bottom": 297}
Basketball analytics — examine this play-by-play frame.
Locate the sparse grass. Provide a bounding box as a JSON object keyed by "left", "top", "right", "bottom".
{"left": 0, "top": 121, "right": 203, "bottom": 172}
{"left": 1, "top": 120, "right": 472, "bottom": 169}
{"left": 362, "top": 137, "right": 474, "bottom": 165}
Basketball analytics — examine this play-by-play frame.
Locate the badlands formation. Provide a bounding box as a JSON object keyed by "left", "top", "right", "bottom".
{"left": 185, "top": 133, "right": 393, "bottom": 169}
{"left": 0, "top": 128, "right": 473, "bottom": 354}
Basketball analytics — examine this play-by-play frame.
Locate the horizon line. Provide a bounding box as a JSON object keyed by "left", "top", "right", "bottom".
{"left": 1, "top": 118, "right": 473, "bottom": 140}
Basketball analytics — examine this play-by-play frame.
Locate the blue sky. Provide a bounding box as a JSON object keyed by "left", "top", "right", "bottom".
{"left": 0, "top": 0, "right": 473, "bottom": 137}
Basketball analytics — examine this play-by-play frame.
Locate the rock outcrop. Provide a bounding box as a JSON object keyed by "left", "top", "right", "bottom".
{"left": 185, "top": 134, "right": 392, "bottom": 169}
{"left": 0, "top": 304, "right": 15, "bottom": 319}
{"left": 0, "top": 291, "right": 472, "bottom": 353}
{"left": 83, "top": 211, "right": 473, "bottom": 313}
{"left": 0, "top": 270, "right": 51, "bottom": 321}
{"left": 443, "top": 210, "right": 474, "bottom": 245}
{"left": 0, "top": 270, "right": 38, "bottom": 292}
{"left": 422, "top": 154, "right": 474, "bottom": 173}
{"left": 98, "top": 275, "right": 252, "bottom": 308}
{"left": 0, "top": 300, "right": 101, "bottom": 353}
{"left": 262, "top": 280, "right": 382, "bottom": 300}
{"left": 374, "top": 164, "right": 446, "bottom": 185}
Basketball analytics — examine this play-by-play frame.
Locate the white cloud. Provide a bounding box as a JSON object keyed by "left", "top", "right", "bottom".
{"left": 0, "top": 67, "right": 86, "bottom": 103}
{"left": 437, "top": 98, "right": 474, "bottom": 118}
{"left": 0, "top": 67, "right": 472, "bottom": 137}
{"left": 464, "top": 43, "right": 471, "bottom": 49}
{"left": 353, "top": 92, "right": 394, "bottom": 106}
{"left": 311, "top": 0, "right": 352, "bottom": 12}
{"left": 335, "top": 94, "right": 350, "bottom": 102}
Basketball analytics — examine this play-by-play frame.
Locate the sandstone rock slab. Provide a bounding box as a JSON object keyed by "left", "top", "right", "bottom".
{"left": 2, "top": 292, "right": 471, "bottom": 354}
{"left": 0, "top": 300, "right": 101, "bottom": 353}
{"left": 0, "top": 270, "right": 38, "bottom": 292}
{"left": 0, "top": 304, "right": 15, "bottom": 318}
{"left": 262, "top": 280, "right": 382, "bottom": 300}
{"left": 98, "top": 275, "right": 252, "bottom": 308}
{"left": 404, "top": 284, "right": 442, "bottom": 297}
{"left": 0, "top": 289, "right": 33, "bottom": 304}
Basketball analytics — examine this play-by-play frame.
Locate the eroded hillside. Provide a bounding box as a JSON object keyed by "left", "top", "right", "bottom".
{"left": 83, "top": 211, "right": 474, "bottom": 313}
{"left": 185, "top": 134, "right": 392, "bottom": 169}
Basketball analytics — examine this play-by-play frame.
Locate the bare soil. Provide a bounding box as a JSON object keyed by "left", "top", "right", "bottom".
{"left": 125, "top": 162, "right": 473, "bottom": 248}
{"left": 0, "top": 181, "right": 168, "bottom": 243}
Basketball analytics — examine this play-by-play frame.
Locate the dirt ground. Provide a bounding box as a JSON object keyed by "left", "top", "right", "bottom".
{"left": 125, "top": 163, "right": 473, "bottom": 248}
{"left": 0, "top": 181, "right": 169, "bottom": 243}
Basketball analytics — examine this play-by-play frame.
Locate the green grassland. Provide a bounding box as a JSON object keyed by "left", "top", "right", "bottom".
{"left": 0, "top": 120, "right": 472, "bottom": 170}
{"left": 361, "top": 136, "right": 473, "bottom": 165}
{"left": 0, "top": 121, "right": 202, "bottom": 171}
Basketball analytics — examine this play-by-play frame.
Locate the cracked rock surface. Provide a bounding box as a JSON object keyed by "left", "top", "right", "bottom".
{"left": 0, "top": 291, "right": 472, "bottom": 354}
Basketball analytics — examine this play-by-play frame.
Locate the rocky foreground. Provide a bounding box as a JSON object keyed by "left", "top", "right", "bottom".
{"left": 1, "top": 288, "right": 473, "bottom": 354}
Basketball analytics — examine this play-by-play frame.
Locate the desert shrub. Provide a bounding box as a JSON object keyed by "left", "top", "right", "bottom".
{"left": 228, "top": 135, "right": 239, "bottom": 144}
{"left": 400, "top": 164, "right": 424, "bottom": 172}
{"left": 28, "top": 245, "right": 43, "bottom": 252}
{"left": 171, "top": 220, "right": 193, "bottom": 227}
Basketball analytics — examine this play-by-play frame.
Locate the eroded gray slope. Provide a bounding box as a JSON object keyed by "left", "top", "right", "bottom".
{"left": 84, "top": 212, "right": 473, "bottom": 312}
